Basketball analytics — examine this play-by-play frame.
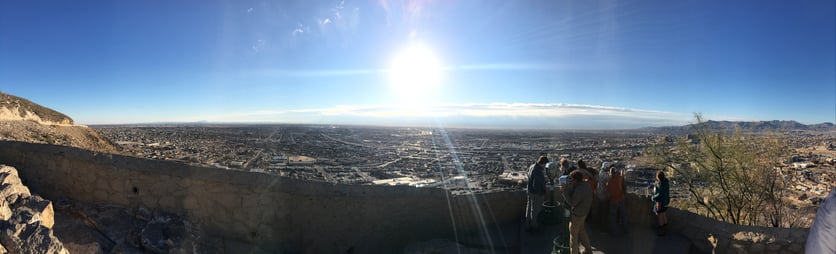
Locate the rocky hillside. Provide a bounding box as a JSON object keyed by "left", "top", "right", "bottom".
{"left": 0, "top": 164, "right": 68, "bottom": 254}
{"left": 0, "top": 93, "right": 73, "bottom": 125}
{"left": 698, "top": 120, "right": 836, "bottom": 132}
{"left": 643, "top": 120, "right": 836, "bottom": 134}
{"left": 0, "top": 92, "right": 118, "bottom": 153}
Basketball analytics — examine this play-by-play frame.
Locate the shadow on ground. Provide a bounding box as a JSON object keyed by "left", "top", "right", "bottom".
{"left": 406, "top": 210, "right": 701, "bottom": 254}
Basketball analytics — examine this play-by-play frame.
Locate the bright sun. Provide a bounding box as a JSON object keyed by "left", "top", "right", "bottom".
{"left": 388, "top": 44, "right": 443, "bottom": 103}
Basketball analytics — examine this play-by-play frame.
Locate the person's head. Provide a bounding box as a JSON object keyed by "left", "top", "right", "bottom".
{"left": 609, "top": 166, "right": 619, "bottom": 176}
{"left": 600, "top": 161, "right": 611, "bottom": 172}
{"left": 569, "top": 170, "right": 584, "bottom": 184}
{"left": 577, "top": 159, "right": 587, "bottom": 169}
{"left": 560, "top": 158, "right": 570, "bottom": 168}
{"left": 537, "top": 155, "right": 550, "bottom": 166}
{"left": 656, "top": 170, "right": 667, "bottom": 182}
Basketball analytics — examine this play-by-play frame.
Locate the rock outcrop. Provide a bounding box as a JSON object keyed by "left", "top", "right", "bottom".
{"left": 53, "top": 200, "right": 201, "bottom": 254}
{"left": 0, "top": 92, "right": 119, "bottom": 153}
{"left": 0, "top": 165, "right": 68, "bottom": 254}
{"left": 0, "top": 93, "right": 73, "bottom": 126}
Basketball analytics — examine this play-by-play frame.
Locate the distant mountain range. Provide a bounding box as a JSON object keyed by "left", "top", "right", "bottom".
{"left": 642, "top": 120, "right": 836, "bottom": 134}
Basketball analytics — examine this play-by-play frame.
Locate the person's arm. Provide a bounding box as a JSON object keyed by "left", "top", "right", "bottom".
{"left": 559, "top": 184, "right": 572, "bottom": 205}
{"left": 651, "top": 184, "right": 660, "bottom": 202}
{"left": 527, "top": 164, "right": 535, "bottom": 191}
{"left": 534, "top": 168, "right": 546, "bottom": 193}
{"left": 621, "top": 173, "right": 627, "bottom": 194}
{"left": 530, "top": 168, "right": 539, "bottom": 192}
{"left": 604, "top": 174, "right": 610, "bottom": 187}
{"left": 570, "top": 184, "right": 582, "bottom": 208}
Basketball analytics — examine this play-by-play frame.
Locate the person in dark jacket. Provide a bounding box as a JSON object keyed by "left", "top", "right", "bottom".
{"left": 651, "top": 170, "right": 670, "bottom": 236}
{"left": 526, "top": 155, "right": 549, "bottom": 231}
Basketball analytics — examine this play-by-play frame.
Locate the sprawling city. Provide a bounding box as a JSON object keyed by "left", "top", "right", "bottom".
{"left": 95, "top": 124, "right": 835, "bottom": 211}
{"left": 2, "top": 0, "right": 833, "bottom": 252}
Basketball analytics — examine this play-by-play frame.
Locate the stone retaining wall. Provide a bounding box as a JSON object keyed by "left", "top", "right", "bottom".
{"left": 0, "top": 141, "right": 525, "bottom": 253}
{"left": 0, "top": 140, "right": 812, "bottom": 253}
{"left": 625, "top": 193, "right": 809, "bottom": 254}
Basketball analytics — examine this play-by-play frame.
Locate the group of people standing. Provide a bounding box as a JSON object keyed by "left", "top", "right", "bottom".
{"left": 526, "top": 155, "right": 670, "bottom": 254}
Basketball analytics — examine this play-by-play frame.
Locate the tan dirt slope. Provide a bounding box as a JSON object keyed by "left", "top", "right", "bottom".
{"left": 0, "top": 92, "right": 118, "bottom": 153}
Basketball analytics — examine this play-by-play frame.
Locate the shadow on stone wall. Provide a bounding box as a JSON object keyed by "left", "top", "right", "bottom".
{"left": 0, "top": 141, "right": 525, "bottom": 253}
{"left": 624, "top": 193, "right": 809, "bottom": 254}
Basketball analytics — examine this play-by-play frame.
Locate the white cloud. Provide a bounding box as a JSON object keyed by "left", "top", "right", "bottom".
{"left": 307, "top": 103, "right": 678, "bottom": 119}
{"left": 251, "top": 39, "right": 266, "bottom": 52}
{"left": 186, "top": 103, "right": 691, "bottom": 129}
{"left": 454, "top": 63, "right": 567, "bottom": 71}
{"left": 310, "top": 0, "right": 360, "bottom": 36}
{"left": 241, "top": 68, "right": 384, "bottom": 78}
{"left": 378, "top": 0, "right": 390, "bottom": 25}
{"left": 291, "top": 23, "right": 308, "bottom": 37}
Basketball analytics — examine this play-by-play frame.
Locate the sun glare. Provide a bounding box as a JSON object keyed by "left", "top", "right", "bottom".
{"left": 388, "top": 44, "right": 443, "bottom": 103}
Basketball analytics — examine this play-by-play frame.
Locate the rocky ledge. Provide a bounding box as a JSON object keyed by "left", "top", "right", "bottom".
{"left": 1, "top": 164, "right": 203, "bottom": 254}
{"left": 0, "top": 164, "right": 68, "bottom": 254}
{"left": 53, "top": 199, "right": 202, "bottom": 254}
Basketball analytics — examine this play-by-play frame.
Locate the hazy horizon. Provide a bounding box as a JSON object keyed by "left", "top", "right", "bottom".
{"left": 84, "top": 116, "right": 834, "bottom": 131}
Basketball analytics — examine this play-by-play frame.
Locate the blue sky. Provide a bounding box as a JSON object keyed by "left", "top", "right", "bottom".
{"left": 1, "top": 0, "right": 834, "bottom": 128}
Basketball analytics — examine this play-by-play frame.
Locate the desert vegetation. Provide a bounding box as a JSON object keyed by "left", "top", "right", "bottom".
{"left": 647, "top": 114, "right": 807, "bottom": 228}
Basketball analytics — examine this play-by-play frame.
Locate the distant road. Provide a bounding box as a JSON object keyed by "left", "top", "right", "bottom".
{"left": 243, "top": 149, "right": 263, "bottom": 169}
{"left": 314, "top": 165, "right": 334, "bottom": 182}
{"left": 441, "top": 144, "right": 648, "bottom": 154}
{"left": 320, "top": 133, "right": 372, "bottom": 148}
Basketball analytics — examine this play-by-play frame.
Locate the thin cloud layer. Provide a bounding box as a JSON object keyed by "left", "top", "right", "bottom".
{"left": 190, "top": 103, "right": 691, "bottom": 129}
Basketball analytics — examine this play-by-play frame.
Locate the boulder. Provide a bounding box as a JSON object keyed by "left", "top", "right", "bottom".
{"left": 135, "top": 207, "right": 152, "bottom": 222}
{"left": 16, "top": 196, "right": 55, "bottom": 229}
{"left": 0, "top": 171, "right": 31, "bottom": 203}
{"left": 140, "top": 221, "right": 166, "bottom": 254}
{"left": 140, "top": 215, "right": 196, "bottom": 254}
{"left": 0, "top": 199, "right": 11, "bottom": 221}
{"left": 0, "top": 220, "right": 67, "bottom": 254}
{"left": 0, "top": 164, "right": 67, "bottom": 254}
